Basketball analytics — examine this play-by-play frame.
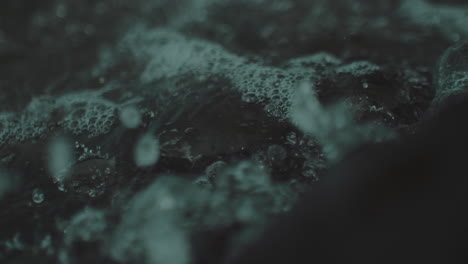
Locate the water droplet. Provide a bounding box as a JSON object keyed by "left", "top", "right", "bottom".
{"left": 134, "top": 133, "right": 160, "bottom": 167}
{"left": 362, "top": 80, "right": 369, "bottom": 89}
{"left": 48, "top": 136, "right": 74, "bottom": 184}
{"left": 119, "top": 106, "right": 142, "bottom": 129}
{"left": 55, "top": 4, "right": 67, "bottom": 18}
{"left": 32, "top": 188, "right": 45, "bottom": 204}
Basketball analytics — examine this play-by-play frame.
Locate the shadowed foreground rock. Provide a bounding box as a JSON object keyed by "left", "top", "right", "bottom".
{"left": 227, "top": 97, "right": 468, "bottom": 264}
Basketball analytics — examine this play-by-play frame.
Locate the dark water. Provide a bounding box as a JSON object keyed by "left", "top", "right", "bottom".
{"left": 0, "top": 0, "right": 467, "bottom": 263}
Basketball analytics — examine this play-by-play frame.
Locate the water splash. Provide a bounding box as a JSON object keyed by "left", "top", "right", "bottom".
{"left": 48, "top": 136, "right": 75, "bottom": 186}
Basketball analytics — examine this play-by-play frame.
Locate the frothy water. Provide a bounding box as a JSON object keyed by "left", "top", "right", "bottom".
{"left": 1, "top": 0, "right": 467, "bottom": 263}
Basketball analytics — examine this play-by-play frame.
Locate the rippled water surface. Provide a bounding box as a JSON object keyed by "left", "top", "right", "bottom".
{"left": 1, "top": 0, "right": 468, "bottom": 263}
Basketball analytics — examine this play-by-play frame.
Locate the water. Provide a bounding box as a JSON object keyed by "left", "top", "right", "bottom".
{"left": 0, "top": 0, "right": 466, "bottom": 263}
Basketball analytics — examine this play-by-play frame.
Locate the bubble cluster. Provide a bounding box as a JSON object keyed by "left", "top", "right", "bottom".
{"left": 0, "top": 26, "right": 391, "bottom": 147}
{"left": 65, "top": 158, "right": 115, "bottom": 198}
{"left": 0, "top": 111, "right": 49, "bottom": 144}
{"left": 0, "top": 1, "right": 462, "bottom": 263}
{"left": 122, "top": 27, "right": 318, "bottom": 118}
{"left": 228, "top": 65, "right": 310, "bottom": 117}
{"left": 61, "top": 101, "right": 116, "bottom": 136}
{"left": 0, "top": 90, "right": 119, "bottom": 145}
{"left": 0, "top": 114, "right": 13, "bottom": 144}
{"left": 123, "top": 27, "right": 246, "bottom": 82}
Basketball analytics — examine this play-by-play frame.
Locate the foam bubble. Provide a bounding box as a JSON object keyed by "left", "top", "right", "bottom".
{"left": 32, "top": 188, "right": 45, "bottom": 204}
{"left": 0, "top": 89, "right": 121, "bottom": 145}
